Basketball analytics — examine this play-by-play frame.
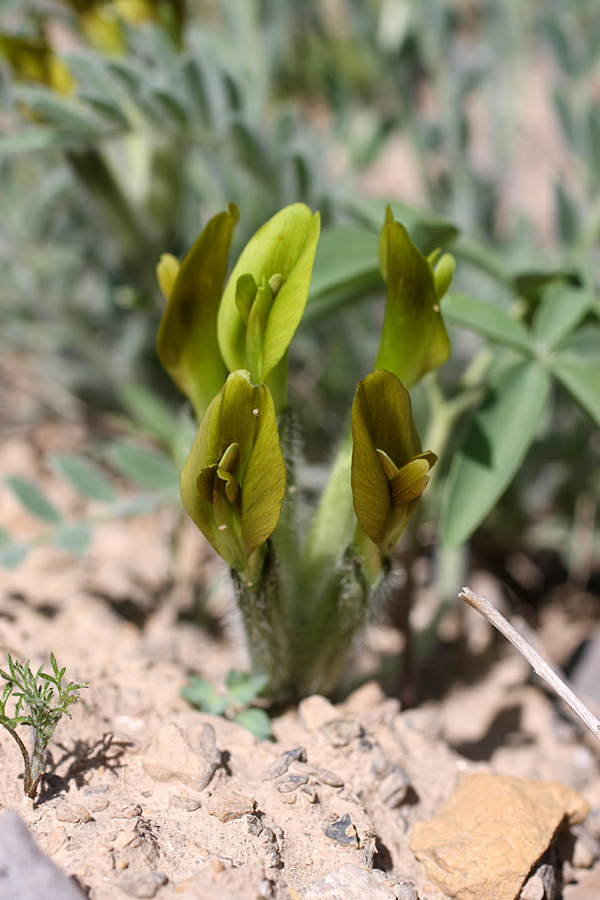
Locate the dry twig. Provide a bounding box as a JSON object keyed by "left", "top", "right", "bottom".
{"left": 459, "top": 586, "right": 600, "bottom": 744}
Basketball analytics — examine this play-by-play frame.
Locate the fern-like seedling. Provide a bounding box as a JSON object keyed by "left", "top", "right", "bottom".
{"left": 0, "top": 653, "right": 88, "bottom": 799}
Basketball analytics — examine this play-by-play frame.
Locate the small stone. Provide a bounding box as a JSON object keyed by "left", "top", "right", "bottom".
{"left": 275, "top": 774, "right": 309, "bottom": 793}
{"left": 56, "top": 804, "right": 91, "bottom": 824}
{"left": 392, "top": 884, "right": 420, "bottom": 900}
{"left": 0, "top": 811, "right": 85, "bottom": 899}
{"left": 247, "top": 815, "right": 264, "bottom": 837}
{"left": 293, "top": 762, "right": 344, "bottom": 788}
{"left": 572, "top": 835, "right": 596, "bottom": 869}
{"left": 410, "top": 773, "right": 589, "bottom": 900}
{"left": 520, "top": 872, "right": 545, "bottom": 900}
{"left": 323, "top": 814, "right": 359, "bottom": 848}
{"left": 378, "top": 768, "right": 412, "bottom": 808}
{"left": 344, "top": 681, "right": 386, "bottom": 714}
{"left": 262, "top": 747, "right": 306, "bottom": 780}
{"left": 85, "top": 796, "right": 109, "bottom": 813}
{"left": 45, "top": 825, "right": 68, "bottom": 856}
{"left": 303, "top": 863, "right": 402, "bottom": 899}
{"left": 206, "top": 792, "right": 256, "bottom": 822}
{"left": 169, "top": 795, "right": 201, "bottom": 812}
{"left": 143, "top": 723, "right": 221, "bottom": 791}
{"left": 320, "top": 716, "right": 362, "bottom": 747}
{"left": 299, "top": 695, "right": 339, "bottom": 730}
{"left": 118, "top": 869, "right": 167, "bottom": 898}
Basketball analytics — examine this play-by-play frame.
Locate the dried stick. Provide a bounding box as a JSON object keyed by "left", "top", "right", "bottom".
{"left": 459, "top": 586, "right": 600, "bottom": 744}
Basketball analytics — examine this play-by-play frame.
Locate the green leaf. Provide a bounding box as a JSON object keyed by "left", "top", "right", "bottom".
{"left": 117, "top": 383, "right": 180, "bottom": 450}
{"left": 107, "top": 442, "right": 179, "bottom": 491}
{"left": 308, "top": 227, "right": 380, "bottom": 301}
{"left": 551, "top": 359, "right": 600, "bottom": 428}
{"left": 532, "top": 284, "right": 593, "bottom": 350}
{"left": 217, "top": 204, "right": 321, "bottom": 383}
{"left": 555, "top": 181, "right": 579, "bottom": 246}
{"left": 0, "top": 541, "right": 29, "bottom": 570}
{"left": 225, "top": 670, "right": 269, "bottom": 706}
{"left": 513, "top": 267, "right": 581, "bottom": 301}
{"left": 14, "top": 85, "right": 101, "bottom": 134}
{"left": 157, "top": 204, "right": 239, "bottom": 421}
{"left": 180, "top": 676, "right": 228, "bottom": 715}
{"left": 49, "top": 453, "right": 116, "bottom": 503}
{"left": 53, "top": 522, "right": 92, "bottom": 556}
{"left": 233, "top": 707, "right": 273, "bottom": 741}
{"left": 443, "top": 294, "right": 532, "bottom": 352}
{"left": 5, "top": 476, "right": 61, "bottom": 523}
{"left": 0, "top": 127, "right": 76, "bottom": 156}
{"left": 556, "top": 324, "right": 600, "bottom": 361}
{"left": 375, "top": 219, "right": 451, "bottom": 387}
{"left": 440, "top": 360, "right": 551, "bottom": 547}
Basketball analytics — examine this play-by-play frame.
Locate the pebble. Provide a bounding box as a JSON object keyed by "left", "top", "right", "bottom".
{"left": 320, "top": 716, "right": 362, "bottom": 747}
{"left": 410, "top": 773, "right": 589, "bottom": 900}
{"left": 293, "top": 762, "right": 344, "bottom": 787}
{"left": 377, "top": 767, "right": 412, "bottom": 808}
{"left": 44, "top": 825, "right": 68, "bottom": 856}
{"left": 205, "top": 791, "right": 256, "bottom": 822}
{"left": 169, "top": 795, "right": 201, "bottom": 812}
{"left": 262, "top": 747, "right": 306, "bottom": 780}
{"left": 520, "top": 873, "right": 545, "bottom": 900}
{"left": 142, "top": 722, "right": 221, "bottom": 791}
{"left": 322, "top": 814, "right": 359, "bottom": 848}
{"left": 55, "top": 803, "right": 91, "bottom": 824}
{"left": 303, "top": 863, "right": 409, "bottom": 899}
{"left": 0, "top": 810, "right": 86, "bottom": 899}
{"left": 118, "top": 869, "right": 168, "bottom": 898}
{"left": 343, "top": 680, "right": 386, "bottom": 714}
{"left": 298, "top": 695, "right": 339, "bottom": 730}
{"left": 84, "top": 796, "right": 110, "bottom": 813}
{"left": 275, "top": 774, "right": 309, "bottom": 793}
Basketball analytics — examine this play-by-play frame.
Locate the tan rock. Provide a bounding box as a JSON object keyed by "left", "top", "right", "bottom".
{"left": 142, "top": 722, "right": 221, "bottom": 791}
{"left": 205, "top": 791, "right": 256, "bottom": 822}
{"left": 410, "top": 773, "right": 589, "bottom": 900}
{"left": 298, "top": 695, "right": 339, "bottom": 731}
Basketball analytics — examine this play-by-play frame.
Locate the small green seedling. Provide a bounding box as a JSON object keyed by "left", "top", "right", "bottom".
{"left": 181, "top": 670, "right": 273, "bottom": 741}
{"left": 0, "top": 653, "right": 88, "bottom": 799}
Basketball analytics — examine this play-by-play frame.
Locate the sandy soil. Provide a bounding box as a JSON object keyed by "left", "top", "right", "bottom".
{"left": 1, "top": 398, "right": 600, "bottom": 900}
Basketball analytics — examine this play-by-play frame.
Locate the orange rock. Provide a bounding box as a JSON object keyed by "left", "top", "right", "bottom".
{"left": 410, "top": 772, "right": 589, "bottom": 900}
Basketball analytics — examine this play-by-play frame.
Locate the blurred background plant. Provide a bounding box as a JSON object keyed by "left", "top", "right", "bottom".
{"left": 1, "top": 0, "right": 599, "bottom": 694}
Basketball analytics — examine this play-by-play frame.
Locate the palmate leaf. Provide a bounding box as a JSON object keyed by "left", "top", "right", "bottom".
{"left": 551, "top": 359, "right": 600, "bottom": 428}
{"left": 443, "top": 293, "right": 532, "bottom": 353}
{"left": 532, "top": 284, "right": 594, "bottom": 350}
{"left": 234, "top": 707, "right": 273, "bottom": 741}
{"left": 49, "top": 453, "right": 116, "bottom": 503}
{"left": 440, "top": 359, "right": 552, "bottom": 548}
{"left": 107, "top": 441, "right": 179, "bottom": 491}
{"left": 5, "top": 476, "right": 61, "bottom": 523}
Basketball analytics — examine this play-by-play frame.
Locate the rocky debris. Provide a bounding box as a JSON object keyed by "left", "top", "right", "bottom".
{"left": 118, "top": 869, "right": 168, "bottom": 898}
{"left": 294, "top": 761, "right": 345, "bottom": 788}
{"left": 55, "top": 803, "right": 92, "bottom": 824}
{"left": 0, "top": 810, "right": 87, "bottom": 900}
{"left": 323, "top": 813, "right": 360, "bottom": 848}
{"left": 169, "top": 794, "right": 202, "bottom": 811}
{"left": 205, "top": 790, "right": 256, "bottom": 822}
{"left": 320, "top": 716, "right": 362, "bottom": 747}
{"left": 262, "top": 746, "right": 307, "bottom": 780}
{"left": 275, "top": 773, "right": 309, "bottom": 792}
{"left": 343, "top": 681, "right": 387, "bottom": 714}
{"left": 520, "top": 862, "right": 556, "bottom": 900}
{"left": 410, "top": 773, "right": 590, "bottom": 900}
{"left": 299, "top": 695, "right": 339, "bottom": 730}
{"left": 142, "top": 721, "right": 221, "bottom": 790}
{"left": 377, "top": 766, "right": 412, "bottom": 808}
{"left": 302, "top": 863, "right": 418, "bottom": 899}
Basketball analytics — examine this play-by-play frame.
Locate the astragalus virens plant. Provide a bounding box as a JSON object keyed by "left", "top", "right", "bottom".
{"left": 157, "top": 204, "right": 454, "bottom": 699}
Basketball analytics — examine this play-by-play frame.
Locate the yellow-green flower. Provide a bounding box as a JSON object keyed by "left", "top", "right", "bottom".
{"left": 180, "top": 370, "right": 286, "bottom": 570}
{"left": 351, "top": 369, "right": 437, "bottom": 555}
